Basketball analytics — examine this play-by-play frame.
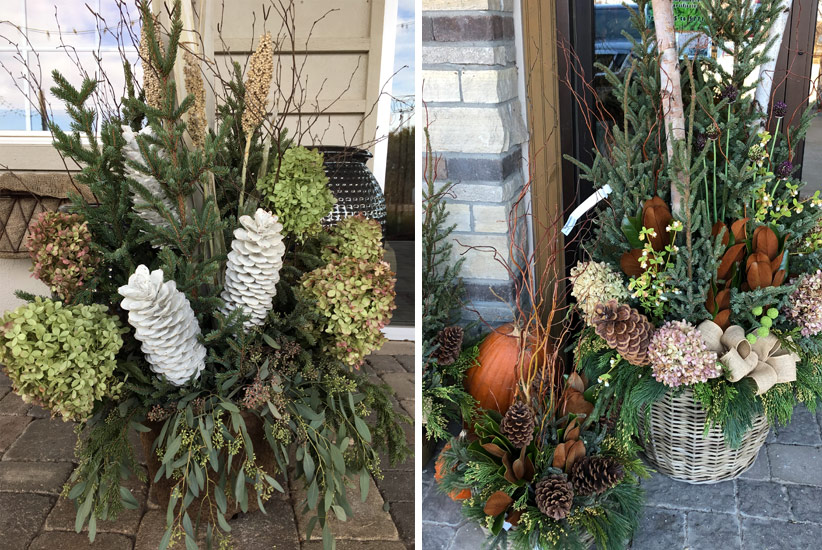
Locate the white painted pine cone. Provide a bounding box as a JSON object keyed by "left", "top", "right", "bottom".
{"left": 121, "top": 125, "right": 179, "bottom": 228}
{"left": 118, "top": 265, "right": 206, "bottom": 386}
{"left": 221, "top": 208, "right": 286, "bottom": 327}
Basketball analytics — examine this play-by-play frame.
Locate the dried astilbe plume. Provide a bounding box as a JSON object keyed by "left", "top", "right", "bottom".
{"left": 183, "top": 51, "right": 207, "bottom": 148}
{"left": 241, "top": 32, "right": 274, "bottom": 136}
{"left": 139, "top": 15, "right": 165, "bottom": 110}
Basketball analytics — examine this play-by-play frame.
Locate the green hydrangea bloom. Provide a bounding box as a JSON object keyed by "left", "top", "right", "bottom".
{"left": 300, "top": 257, "right": 396, "bottom": 368}
{"left": 0, "top": 298, "right": 125, "bottom": 421}
{"left": 323, "top": 215, "right": 383, "bottom": 263}
{"left": 258, "top": 146, "right": 336, "bottom": 239}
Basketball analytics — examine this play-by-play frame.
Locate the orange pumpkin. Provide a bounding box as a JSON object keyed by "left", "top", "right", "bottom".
{"left": 434, "top": 443, "right": 471, "bottom": 501}
{"left": 464, "top": 324, "right": 540, "bottom": 415}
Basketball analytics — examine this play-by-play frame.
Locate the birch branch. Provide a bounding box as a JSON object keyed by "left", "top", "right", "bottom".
{"left": 754, "top": 0, "right": 791, "bottom": 128}
{"left": 651, "top": 0, "right": 689, "bottom": 215}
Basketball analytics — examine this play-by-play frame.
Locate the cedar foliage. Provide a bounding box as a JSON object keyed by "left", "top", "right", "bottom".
{"left": 422, "top": 128, "right": 475, "bottom": 441}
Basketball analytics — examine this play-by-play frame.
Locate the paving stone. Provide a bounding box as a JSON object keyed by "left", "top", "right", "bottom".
{"left": 0, "top": 386, "right": 8, "bottom": 401}
{"left": 380, "top": 372, "right": 415, "bottom": 401}
{"left": 0, "top": 392, "right": 30, "bottom": 415}
{"left": 422, "top": 484, "right": 465, "bottom": 526}
{"left": 400, "top": 399, "right": 415, "bottom": 420}
{"left": 451, "top": 521, "right": 489, "bottom": 547}
{"left": 28, "top": 531, "right": 133, "bottom": 550}
{"left": 0, "top": 461, "right": 73, "bottom": 494}
{"left": 768, "top": 444, "right": 822, "bottom": 486}
{"left": 395, "top": 355, "right": 415, "bottom": 372}
{"left": 629, "top": 508, "right": 685, "bottom": 550}
{"left": 739, "top": 447, "right": 771, "bottom": 481}
{"left": 28, "top": 404, "right": 51, "bottom": 419}
{"left": 4, "top": 418, "right": 78, "bottom": 462}
{"left": 686, "top": 511, "right": 741, "bottom": 550}
{"left": 134, "top": 510, "right": 168, "bottom": 550}
{"left": 421, "top": 523, "right": 457, "bottom": 550}
{"left": 737, "top": 479, "right": 790, "bottom": 519}
{"left": 294, "top": 476, "right": 399, "bottom": 541}
{"left": 640, "top": 472, "right": 736, "bottom": 512}
{"left": 0, "top": 493, "right": 55, "bottom": 550}
{"left": 741, "top": 516, "right": 822, "bottom": 549}
{"left": 302, "top": 541, "right": 407, "bottom": 550}
{"left": 785, "top": 484, "right": 822, "bottom": 523}
{"left": 0, "top": 415, "right": 30, "bottom": 455}
{"left": 367, "top": 355, "right": 407, "bottom": 373}
{"left": 45, "top": 470, "right": 148, "bottom": 535}
{"left": 772, "top": 406, "right": 822, "bottom": 445}
{"left": 377, "top": 470, "right": 415, "bottom": 503}
{"left": 370, "top": 342, "right": 414, "bottom": 355}
{"left": 388, "top": 501, "right": 415, "bottom": 544}
{"left": 228, "top": 499, "right": 301, "bottom": 549}
{"left": 0, "top": 370, "right": 10, "bottom": 389}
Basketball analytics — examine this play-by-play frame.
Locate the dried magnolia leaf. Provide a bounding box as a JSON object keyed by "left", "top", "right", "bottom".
{"left": 565, "top": 440, "right": 586, "bottom": 472}
{"left": 484, "top": 491, "right": 513, "bottom": 516}
{"left": 717, "top": 243, "right": 746, "bottom": 281}
{"left": 643, "top": 196, "right": 673, "bottom": 251}
{"left": 552, "top": 442, "right": 567, "bottom": 469}
{"left": 482, "top": 443, "right": 507, "bottom": 458}
{"left": 753, "top": 225, "right": 779, "bottom": 260}
{"left": 620, "top": 249, "right": 645, "bottom": 277}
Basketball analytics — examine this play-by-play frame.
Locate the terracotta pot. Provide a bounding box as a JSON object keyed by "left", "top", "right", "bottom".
{"left": 140, "top": 411, "right": 278, "bottom": 516}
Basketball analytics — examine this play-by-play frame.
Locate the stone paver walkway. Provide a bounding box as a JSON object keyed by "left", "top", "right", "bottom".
{"left": 422, "top": 405, "right": 822, "bottom": 550}
{"left": 0, "top": 342, "right": 415, "bottom": 550}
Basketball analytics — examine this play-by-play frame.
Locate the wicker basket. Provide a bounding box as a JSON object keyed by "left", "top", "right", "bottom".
{"left": 638, "top": 387, "right": 770, "bottom": 483}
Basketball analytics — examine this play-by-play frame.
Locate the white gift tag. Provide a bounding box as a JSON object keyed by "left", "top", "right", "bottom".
{"left": 561, "top": 184, "right": 613, "bottom": 236}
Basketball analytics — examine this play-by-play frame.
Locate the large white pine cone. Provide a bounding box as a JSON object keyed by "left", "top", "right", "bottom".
{"left": 221, "top": 208, "right": 286, "bottom": 327}
{"left": 121, "top": 125, "right": 179, "bottom": 228}
{"left": 118, "top": 265, "right": 206, "bottom": 386}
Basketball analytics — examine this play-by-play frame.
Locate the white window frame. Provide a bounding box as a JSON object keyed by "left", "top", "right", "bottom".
{"left": 0, "top": 0, "right": 139, "bottom": 168}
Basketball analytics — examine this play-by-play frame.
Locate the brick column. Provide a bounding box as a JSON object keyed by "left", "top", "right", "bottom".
{"left": 423, "top": 0, "right": 527, "bottom": 325}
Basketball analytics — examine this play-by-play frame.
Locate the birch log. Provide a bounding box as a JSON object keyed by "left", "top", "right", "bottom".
{"left": 754, "top": 0, "right": 791, "bottom": 127}
{"left": 651, "top": 0, "right": 688, "bottom": 215}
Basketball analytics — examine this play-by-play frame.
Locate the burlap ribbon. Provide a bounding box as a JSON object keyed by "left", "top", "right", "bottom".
{"left": 697, "top": 320, "right": 798, "bottom": 395}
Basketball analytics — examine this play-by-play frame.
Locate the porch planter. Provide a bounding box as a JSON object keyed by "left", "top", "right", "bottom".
{"left": 637, "top": 388, "right": 770, "bottom": 483}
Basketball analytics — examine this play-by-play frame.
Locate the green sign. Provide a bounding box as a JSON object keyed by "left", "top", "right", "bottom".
{"left": 672, "top": 2, "right": 704, "bottom": 32}
{"left": 646, "top": 2, "right": 705, "bottom": 32}
{"left": 646, "top": 2, "right": 710, "bottom": 57}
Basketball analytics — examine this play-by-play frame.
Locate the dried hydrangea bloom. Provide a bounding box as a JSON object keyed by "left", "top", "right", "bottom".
{"left": 786, "top": 270, "right": 822, "bottom": 336}
{"left": 570, "top": 261, "right": 629, "bottom": 324}
{"left": 648, "top": 320, "right": 721, "bottom": 387}
{"left": 26, "top": 211, "right": 100, "bottom": 302}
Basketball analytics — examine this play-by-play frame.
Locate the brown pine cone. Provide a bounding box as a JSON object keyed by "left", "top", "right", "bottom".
{"left": 569, "top": 456, "right": 625, "bottom": 496}
{"left": 432, "top": 326, "right": 464, "bottom": 366}
{"left": 534, "top": 475, "right": 574, "bottom": 520}
{"left": 500, "top": 401, "right": 535, "bottom": 448}
{"left": 591, "top": 300, "right": 653, "bottom": 366}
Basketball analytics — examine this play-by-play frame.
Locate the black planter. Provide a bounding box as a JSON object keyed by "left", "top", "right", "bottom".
{"left": 314, "top": 146, "right": 387, "bottom": 234}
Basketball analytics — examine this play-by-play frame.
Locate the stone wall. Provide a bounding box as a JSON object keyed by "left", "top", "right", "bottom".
{"left": 422, "top": 0, "right": 527, "bottom": 324}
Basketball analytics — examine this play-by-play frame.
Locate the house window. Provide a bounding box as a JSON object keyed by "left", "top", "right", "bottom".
{"left": 0, "top": 0, "right": 140, "bottom": 135}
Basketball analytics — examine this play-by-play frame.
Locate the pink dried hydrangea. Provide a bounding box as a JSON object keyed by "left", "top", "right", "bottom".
{"left": 648, "top": 320, "right": 721, "bottom": 387}
{"left": 26, "top": 211, "right": 99, "bottom": 302}
{"left": 786, "top": 270, "right": 822, "bottom": 336}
